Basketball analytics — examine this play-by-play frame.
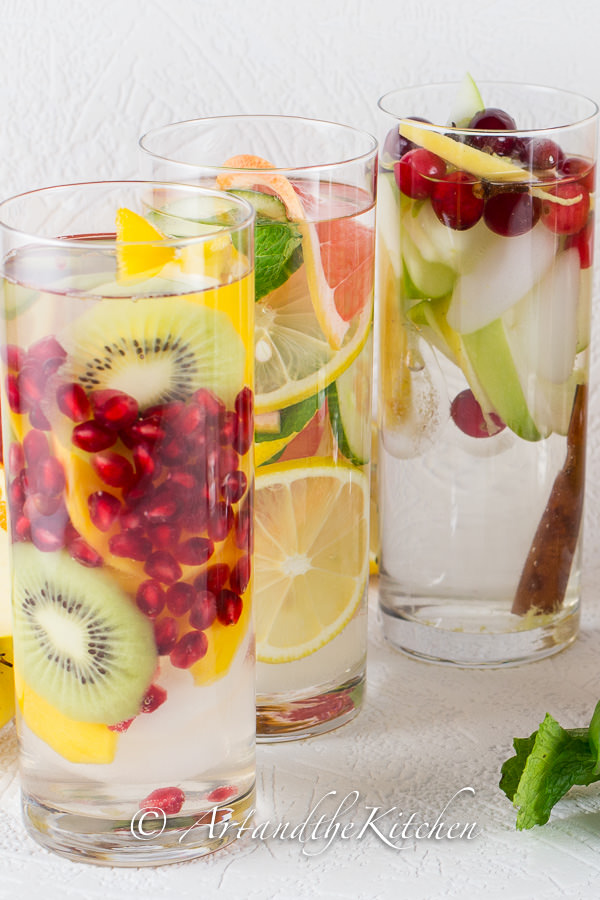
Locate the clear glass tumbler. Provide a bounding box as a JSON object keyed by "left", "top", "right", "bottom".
{"left": 141, "top": 116, "right": 377, "bottom": 738}
{"left": 0, "top": 181, "right": 256, "bottom": 864}
{"left": 377, "top": 82, "right": 598, "bottom": 666}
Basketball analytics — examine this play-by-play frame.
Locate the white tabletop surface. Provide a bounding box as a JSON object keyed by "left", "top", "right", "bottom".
{"left": 0, "top": 574, "right": 599, "bottom": 900}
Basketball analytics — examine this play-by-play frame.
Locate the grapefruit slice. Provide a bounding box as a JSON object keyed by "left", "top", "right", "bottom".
{"left": 115, "top": 208, "right": 176, "bottom": 282}
{"left": 217, "top": 154, "right": 354, "bottom": 349}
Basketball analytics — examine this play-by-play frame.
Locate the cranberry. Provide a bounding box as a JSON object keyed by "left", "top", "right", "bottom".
{"left": 529, "top": 138, "right": 564, "bottom": 171}
{"left": 467, "top": 107, "right": 517, "bottom": 156}
{"left": 136, "top": 580, "right": 166, "bottom": 618}
{"left": 109, "top": 529, "right": 152, "bottom": 561}
{"left": 565, "top": 219, "right": 594, "bottom": 268}
{"left": 92, "top": 451, "right": 135, "bottom": 489}
{"left": 141, "top": 683, "right": 167, "bottom": 713}
{"left": 394, "top": 148, "right": 446, "bottom": 200}
{"left": 72, "top": 421, "right": 116, "bottom": 452}
{"left": 450, "top": 389, "right": 505, "bottom": 438}
{"left": 144, "top": 550, "right": 182, "bottom": 585}
{"left": 216, "top": 590, "right": 243, "bottom": 626}
{"left": 230, "top": 556, "right": 251, "bottom": 594}
{"left": 558, "top": 156, "right": 596, "bottom": 193}
{"left": 165, "top": 581, "right": 195, "bottom": 616}
{"left": 154, "top": 616, "right": 178, "bottom": 655}
{"left": 170, "top": 631, "right": 208, "bottom": 668}
{"left": 88, "top": 491, "right": 121, "bottom": 532}
{"left": 175, "top": 537, "right": 214, "bottom": 567}
{"left": 56, "top": 382, "right": 91, "bottom": 422}
{"left": 541, "top": 181, "right": 590, "bottom": 235}
{"left": 189, "top": 591, "right": 217, "bottom": 631}
{"left": 91, "top": 389, "right": 139, "bottom": 431}
{"left": 483, "top": 191, "right": 541, "bottom": 237}
{"left": 140, "top": 786, "right": 185, "bottom": 815}
{"left": 431, "top": 172, "right": 484, "bottom": 231}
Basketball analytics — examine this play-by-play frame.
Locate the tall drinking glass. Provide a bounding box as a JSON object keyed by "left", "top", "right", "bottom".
{"left": 141, "top": 117, "right": 377, "bottom": 738}
{"left": 377, "top": 82, "right": 598, "bottom": 666}
{"left": 0, "top": 181, "right": 256, "bottom": 864}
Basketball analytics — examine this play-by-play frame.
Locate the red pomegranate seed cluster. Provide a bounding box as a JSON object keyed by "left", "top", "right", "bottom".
{"left": 3, "top": 339, "right": 254, "bottom": 674}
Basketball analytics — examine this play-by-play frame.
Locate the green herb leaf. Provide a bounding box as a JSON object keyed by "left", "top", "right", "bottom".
{"left": 500, "top": 713, "right": 599, "bottom": 830}
{"left": 254, "top": 220, "right": 303, "bottom": 301}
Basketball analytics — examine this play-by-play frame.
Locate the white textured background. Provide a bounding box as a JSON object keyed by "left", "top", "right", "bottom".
{"left": 2, "top": 1, "right": 600, "bottom": 897}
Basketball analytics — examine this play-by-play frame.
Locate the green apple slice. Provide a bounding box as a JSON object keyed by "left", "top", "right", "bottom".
{"left": 377, "top": 173, "right": 403, "bottom": 279}
{"left": 401, "top": 229, "right": 456, "bottom": 299}
{"left": 446, "top": 73, "right": 484, "bottom": 127}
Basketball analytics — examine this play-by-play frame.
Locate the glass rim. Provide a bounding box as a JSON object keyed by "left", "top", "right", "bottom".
{"left": 0, "top": 179, "right": 256, "bottom": 249}
{"left": 377, "top": 80, "right": 600, "bottom": 136}
{"left": 139, "top": 114, "right": 379, "bottom": 173}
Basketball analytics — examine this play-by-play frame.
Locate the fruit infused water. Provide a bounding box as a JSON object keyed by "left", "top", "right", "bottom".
{"left": 0, "top": 182, "right": 256, "bottom": 865}
{"left": 377, "top": 81, "right": 598, "bottom": 666}
{"left": 141, "top": 117, "right": 378, "bottom": 738}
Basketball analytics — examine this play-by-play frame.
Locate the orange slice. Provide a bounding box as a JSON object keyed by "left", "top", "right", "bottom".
{"left": 115, "top": 207, "right": 176, "bottom": 282}
{"left": 217, "top": 155, "right": 350, "bottom": 350}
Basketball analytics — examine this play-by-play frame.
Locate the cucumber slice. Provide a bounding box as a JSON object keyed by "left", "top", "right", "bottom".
{"left": 327, "top": 341, "right": 371, "bottom": 465}
{"left": 229, "top": 189, "right": 287, "bottom": 222}
{"left": 447, "top": 73, "right": 484, "bottom": 127}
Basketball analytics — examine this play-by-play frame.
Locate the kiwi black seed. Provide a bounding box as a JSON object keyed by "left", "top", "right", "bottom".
{"left": 63, "top": 297, "right": 245, "bottom": 410}
{"left": 12, "top": 544, "right": 157, "bottom": 725}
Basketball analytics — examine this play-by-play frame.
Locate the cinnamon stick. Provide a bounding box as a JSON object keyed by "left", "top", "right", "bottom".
{"left": 512, "top": 383, "right": 587, "bottom": 615}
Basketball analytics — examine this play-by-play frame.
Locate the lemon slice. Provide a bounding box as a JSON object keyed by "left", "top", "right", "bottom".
{"left": 254, "top": 265, "right": 371, "bottom": 415}
{"left": 254, "top": 459, "right": 369, "bottom": 662}
{"left": 115, "top": 207, "right": 175, "bottom": 282}
{"left": 216, "top": 155, "right": 350, "bottom": 349}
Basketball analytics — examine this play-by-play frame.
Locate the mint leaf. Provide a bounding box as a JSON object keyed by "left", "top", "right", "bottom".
{"left": 254, "top": 220, "right": 302, "bottom": 301}
{"left": 500, "top": 713, "right": 599, "bottom": 830}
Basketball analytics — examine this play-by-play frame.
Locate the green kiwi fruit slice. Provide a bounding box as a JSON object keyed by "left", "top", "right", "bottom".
{"left": 62, "top": 296, "right": 245, "bottom": 409}
{"left": 12, "top": 545, "right": 157, "bottom": 724}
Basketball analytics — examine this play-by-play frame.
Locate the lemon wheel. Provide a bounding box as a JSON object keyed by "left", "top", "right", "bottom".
{"left": 254, "top": 459, "right": 369, "bottom": 663}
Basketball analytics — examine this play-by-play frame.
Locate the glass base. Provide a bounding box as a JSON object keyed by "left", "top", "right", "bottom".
{"left": 256, "top": 673, "right": 364, "bottom": 742}
{"left": 21, "top": 784, "right": 255, "bottom": 867}
{"left": 378, "top": 583, "right": 580, "bottom": 668}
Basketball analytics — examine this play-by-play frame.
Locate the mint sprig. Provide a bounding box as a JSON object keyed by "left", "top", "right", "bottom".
{"left": 500, "top": 702, "right": 600, "bottom": 829}
{"left": 254, "top": 219, "right": 302, "bottom": 301}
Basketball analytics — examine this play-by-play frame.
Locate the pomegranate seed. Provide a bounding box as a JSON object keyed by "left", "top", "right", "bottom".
{"left": 67, "top": 534, "right": 103, "bottom": 567}
{"left": 28, "top": 405, "right": 51, "bottom": 430}
{"left": 221, "top": 470, "right": 247, "bottom": 504}
{"left": 233, "top": 414, "right": 253, "bottom": 456}
{"left": 175, "top": 537, "right": 214, "bottom": 567}
{"left": 189, "top": 590, "right": 217, "bottom": 630}
{"left": 2, "top": 344, "right": 25, "bottom": 371}
{"left": 541, "top": 181, "right": 590, "bottom": 235}
{"left": 178, "top": 404, "right": 205, "bottom": 435}
{"left": 154, "top": 616, "right": 178, "bottom": 655}
{"left": 18, "top": 365, "right": 44, "bottom": 408}
{"left": 160, "top": 436, "right": 189, "bottom": 465}
{"left": 216, "top": 589, "right": 243, "bottom": 626}
{"left": 167, "top": 469, "right": 198, "bottom": 493}
{"left": 34, "top": 456, "right": 66, "bottom": 497}
{"left": 146, "top": 401, "right": 185, "bottom": 428}
{"left": 219, "top": 411, "right": 237, "bottom": 446}
{"left": 141, "top": 683, "right": 167, "bottom": 713}
{"left": 193, "top": 388, "right": 225, "bottom": 422}
{"left": 136, "top": 580, "right": 166, "bottom": 618}
{"left": 13, "top": 514, "right": 31, "bottom": 542}
{"left": 56, "top": 382, "right": 91, "bottom": 422}
{"left": 23, "top": 430, "right": 49, "bottom": 467}
{"left": 91, "top": 389, "right": 139, "bottom": 431}
{"left": 72, "top": 421, "right": 116, "bottom": 452}
{"left": 8, "top": 442, "right": 24, "bottom": 474}
{"left": 230, "top": 556, "right": 251, "bottom": 594}
{"left": 208, "top": 501, "right": 234, "bottom": 542}
{"left": 92, "top": 451, "right": 135, "bottom": 489}
{"left": 133, "top": 443, "right": 157, "bottom": 482}
{"left": 235, "top": 387, "right": 253, "bottom": 422}
{"left": 27, "top": 335, "right": 66, "bottom": 366}
{"left": 24, "top": 492, "right": 62, "bottom": 518}
{"left": 30, "top": 511, "right": 67, "bottom": 552}
{"left": 109, "top": 529, "right": 151, "bottom": 561}
{"left": 8, "top": 477, "right": 26, "bottom": 508}
{"left": 170, "top": 631, "right": 208, "bottom": 668}
{"left": 140, "top": 786, "right": 185, "bottom": 815}
{"left": 235, "top": 501, "right": 252, "bottom": 551}
{"left": 124, "top": 417, "right": 166, "bottom": 446}
{"left": 144, "top": 550, "right": 182, "bottom": 585}
{"left": 206, "top": 564, "right": 229, "bottom": 594}
{"left": 165, "top": 581, "right": 195, "bottom": 616}
{"left": 118, "top": 506, "right": 144, "bottom": 531}
{"left": 394, "top": 148, "right": 446, "bottom": 200}
{"left": 206, "top": 785, "right": 236, "bottom": 803}
{"left": 108, "top": 718, "right": 134, "bottom": 733}
{"left": 6, "top": 374, "right": 22, "bottom": 413}
{"left": 219, "top": 447, "right": 240, "bottom": 479}
{"left": 88, "top": 491, "right": 121, "bottom": 532}
{"left": 147, "top": 522, "right": 181, "bottom": 551}
{"left": 143, "top": 486, "right": 180, "bottom": 524}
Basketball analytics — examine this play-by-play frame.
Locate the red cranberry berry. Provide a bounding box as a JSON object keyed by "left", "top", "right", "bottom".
{"left": 431, "top": 172, "right": 484, "bottom": 231}
{"left": 483, "top": 191, "right": 542, "bottom": 237}
{"left": 394, "top": 148, "right": 446, "bottom": 200}
{"left": 467, "top": 107, "right": 517, "bottom": 157}
{"left": 541, "top": 181, "right": 590, "bottom": 235}
{"left": 450, "top": 389, "right": 505, "bottom": 439}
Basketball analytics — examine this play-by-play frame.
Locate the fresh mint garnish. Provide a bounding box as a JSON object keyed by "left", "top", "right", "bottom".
{"left": 500, "top": 702, "right": 600, "bottom": 829}
{"left": 254, "top": 219, "right": 303, "bottom": 301}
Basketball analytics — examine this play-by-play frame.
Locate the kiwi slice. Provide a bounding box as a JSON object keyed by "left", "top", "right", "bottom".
{"left": 63, "top": 296, "right": 245, "bottom": 409}
{"left": 12, "top": 545, "right": 157, "bottom": 725}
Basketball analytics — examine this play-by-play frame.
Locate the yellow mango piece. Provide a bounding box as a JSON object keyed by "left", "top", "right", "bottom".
{"left": 115, "top": 207, "right": 175, "bottom": 282}
{"left": 15, "top": 670, "right": 118, "bottom": 764}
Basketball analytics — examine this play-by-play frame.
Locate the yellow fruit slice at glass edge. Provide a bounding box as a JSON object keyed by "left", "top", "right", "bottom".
{"left": 14, "top": 669, "right": 117, "bottom": 764}
{"left": 253, "top": 265, "right": 371, "bottom": 415}
{"left": 216, "top": 154, "right": 350, "bottom": 350}
{"left": 115, "top": 207, "right": 176, "bottom": 282}
{"left": 254, "top": 459, "right": 368, "bottom": 663}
